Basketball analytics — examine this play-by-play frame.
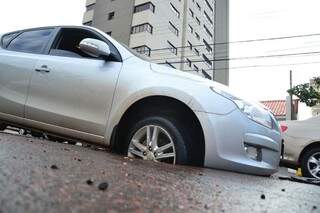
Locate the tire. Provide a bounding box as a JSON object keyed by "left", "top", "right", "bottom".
{"left": 301, "top": 147, "right": 320, "bottom": 179}
{"left": 68, "top": 141, "right": 77, "bottom": 145}
{"left": 117, "top": 109, "right": 201, "bottom": 166}
{"left": 30, "top": 131, "right": 44, "bottom": 138}
{"left": 0, "top": 122, "right": 6, "bottom": 131}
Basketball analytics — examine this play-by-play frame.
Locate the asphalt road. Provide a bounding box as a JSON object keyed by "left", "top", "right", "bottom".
{"left": 0, "top": 132, "right": 319, "bottom": 213}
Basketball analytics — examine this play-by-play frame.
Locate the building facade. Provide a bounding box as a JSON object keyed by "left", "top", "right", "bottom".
{"left": 83, "top": 0, "right": 229, "bottom": 85}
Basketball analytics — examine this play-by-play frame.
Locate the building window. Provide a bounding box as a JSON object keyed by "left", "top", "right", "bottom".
{"left": 86, "top": 3, "right": 95, "bottom": 11}
{"left": 188, "top": 24, "right": 193, "bottom": 34}
{"left": 194, "top": 48, "right": 200, "bottom": 56}
{"left": 169, "top": 22, "right": 179, "bottom": 36}
{"left": 131, "top": 23, "right": 153, "bottom": 34}
{"left": 170, "top": 3, "right": 180, "bottom": 18}
{"left": 194, "top": 65, "right": 199, "bottom": 72}
{"left": 108, "top": 12, "right": 115, "bottom": 20}
{"left": 132, "top": 45, "right": 151, "bottom": 57}
{"left": 187, "top": 41, "right": 193, "bottom": 50}
{"left": 203, "top": 39, "right": 212, "bottom": 53}
{"left": 186, "top": 58, "right": 192, "bottom": 67}
{"left": 202, "top": 54, "right": 212, "bottom": 67}
{"left": 195, "top": 32, "right": 200, "bottom": 40}
{"left": 203, "top": 24, "right": 213, "bottom": 38}
{"left": 83, "top": 21, "right": 93, "bottom": 26}
{"left": 196, "top": 2, "right": 201, "bottom": 11}
{"left": 165, "top": 61, "right": 176, "bottom": 69}
{"left": 167, "top": 41, "right": 178, "bottom": 55}
{"left": 202, "top": 69, "right": 212, "bottom": 80}
{"left": 205, "top": 0, "right": 214, "bottom": 13}
{"left": 134, "top": 2, "right": 155, "bottom": 13}
{"left": 196, "top": 17, "right": 201, "bottom": 25}
{"left": 204, "top": 10, "right": 213, "bottom": 25}
{"left": 189, "top": 8, "right": 194, "bottom": 17}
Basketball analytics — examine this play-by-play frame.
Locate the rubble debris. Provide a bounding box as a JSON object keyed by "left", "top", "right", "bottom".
{"left": 98, "top": 182, "right": 109, "bottom": 191}
{"left": 86, "top": 179, "right": 94, "bottom": 185}
{"left": 50, "top": 165, "right": 59, "bottom": 170}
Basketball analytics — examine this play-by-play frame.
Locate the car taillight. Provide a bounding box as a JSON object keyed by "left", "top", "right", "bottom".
{"left": 280, "top": 125, "right": 288, "bottom": 132}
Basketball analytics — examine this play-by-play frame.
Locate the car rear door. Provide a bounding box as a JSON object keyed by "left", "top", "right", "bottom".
{"left": 25, "top": 27, "right": 122, "bottom": 137}
{"left": 0, "top": 28, "right": 55, "bottom": 119}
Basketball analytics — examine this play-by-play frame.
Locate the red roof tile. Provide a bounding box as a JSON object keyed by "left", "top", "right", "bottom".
{"left": 260, "top": 100, "right": 298, "bottom": 116}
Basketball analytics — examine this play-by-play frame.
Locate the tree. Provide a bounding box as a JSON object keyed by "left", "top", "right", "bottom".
{"left": 288, "top": 77, "right": 320, "bottom": 107}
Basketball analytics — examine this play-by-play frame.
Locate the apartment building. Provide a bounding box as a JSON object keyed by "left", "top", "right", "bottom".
{"left": 83, "top": 0, "right": 229, "bottom": 85}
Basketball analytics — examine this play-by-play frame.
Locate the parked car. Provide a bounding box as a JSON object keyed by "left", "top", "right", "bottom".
{"left": 0, "top": 26, "right": 282, "bottom": 176}
{"left": 281, "top": 116, "right": 320, "bottom": 179}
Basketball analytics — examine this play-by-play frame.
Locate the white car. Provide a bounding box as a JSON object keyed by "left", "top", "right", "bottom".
{"left": 281, "top": 116, "right": 320, "bottom": 178}
{"left": 0, "top": 26, "right": 282, "bottom": 176}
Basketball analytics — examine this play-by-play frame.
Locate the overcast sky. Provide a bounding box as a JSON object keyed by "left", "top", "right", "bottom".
{"left": 229, "top": 0, "right": 320, "bottom": 119}
{"left": 0, "top": 0, "right": 319, "bottom": 119}
{"left": 0, "top": 0, "right": 85, "bottom": 32}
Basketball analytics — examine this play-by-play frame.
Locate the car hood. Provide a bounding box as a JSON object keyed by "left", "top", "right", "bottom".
{"left": 150, "top": 63, "right": 232, "bottom": 92}
{"left": 150, "top": 63, "right": 261, "bottom": 104}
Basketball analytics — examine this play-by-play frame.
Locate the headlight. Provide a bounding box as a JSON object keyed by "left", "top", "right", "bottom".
{"left": 210, "top": 87, "right": 273, "bottom": 129}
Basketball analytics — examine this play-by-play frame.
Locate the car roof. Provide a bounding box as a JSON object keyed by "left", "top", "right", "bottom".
{"left": 3, "top": 25, "right": 92, "bottom": 35}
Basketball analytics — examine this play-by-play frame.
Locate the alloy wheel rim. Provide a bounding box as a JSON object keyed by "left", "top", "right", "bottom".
{"left": 128, "top": 125, "right": 176, "bottom": 164}
{"left": 307, "top": 152, "right": 320, "bottom": 179}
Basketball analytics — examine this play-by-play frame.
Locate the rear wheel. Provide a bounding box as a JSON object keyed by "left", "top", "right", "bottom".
{"left": 301, "top": 147, "right": 320, "bottom": 179}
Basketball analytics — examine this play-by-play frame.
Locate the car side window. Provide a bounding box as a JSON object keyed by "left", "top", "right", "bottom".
{"left": 49, "top": 28, "right": 121, "bottom": 62}
{"left": 1, "top": 32, "right": 19, "bottom": 48}
{"left": 7, "top": 29, "right": 54, "bottom": 54}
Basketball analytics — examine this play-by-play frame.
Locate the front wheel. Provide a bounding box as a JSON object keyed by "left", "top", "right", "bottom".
{"left": 124, "top": 116, "right": 194, "bottom": 165}
{"left": 301, "top": 147, "right": 320, "bottom": 179}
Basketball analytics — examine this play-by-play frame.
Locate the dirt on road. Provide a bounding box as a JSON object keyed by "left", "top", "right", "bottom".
{"left": 0, "top": 132, "right": 318, "bottom": 213}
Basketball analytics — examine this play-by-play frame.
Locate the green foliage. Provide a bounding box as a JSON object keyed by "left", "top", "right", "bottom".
{"left": 288, "top": 77, "right": 320, "bottom": 107}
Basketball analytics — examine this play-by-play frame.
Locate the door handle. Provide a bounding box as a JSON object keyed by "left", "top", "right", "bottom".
{"left": 35, "top": 65, "right": 50, "bottom": 73}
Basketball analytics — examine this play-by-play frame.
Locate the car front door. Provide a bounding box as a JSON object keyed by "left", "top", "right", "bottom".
{"left": 25, "top": 27, "right": 122, "bottom": 137}
{"left": 0, "top": 28, "right": 55, "bottom": 119}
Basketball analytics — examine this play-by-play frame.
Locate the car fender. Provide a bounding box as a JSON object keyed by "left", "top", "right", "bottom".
{"left": 103, "top": 57, "right": 237, "bottom": 144}
{"left": 104, "top": 86, "right": 198, "bottom": 145}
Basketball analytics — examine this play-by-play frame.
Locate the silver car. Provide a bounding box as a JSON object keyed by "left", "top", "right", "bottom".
{"left": 0, "top": 26, "right": 282, "bottom": 176}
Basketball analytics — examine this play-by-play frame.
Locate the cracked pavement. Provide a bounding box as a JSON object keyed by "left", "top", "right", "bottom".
{"left": 0, "top": 132, "right": 319, "bottom": 213}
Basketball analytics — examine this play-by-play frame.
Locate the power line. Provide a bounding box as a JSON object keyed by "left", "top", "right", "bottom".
{"left": 150, "top": 32, "right": 320, "bottom": 52}
{"left": 182, "top": 60, "right": 320, "bottom": 72}
{"left": 158, "top": 50, "right": 320, "bottom": 64}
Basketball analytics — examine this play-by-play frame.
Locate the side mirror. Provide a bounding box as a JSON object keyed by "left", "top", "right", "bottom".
{"left": 79, "top": 38, "right": 111, "bottom": 58}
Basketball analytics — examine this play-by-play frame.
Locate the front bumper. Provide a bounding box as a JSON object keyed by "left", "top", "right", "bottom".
{"left": 195, "top": 109, "right": 282, "bottom": 176}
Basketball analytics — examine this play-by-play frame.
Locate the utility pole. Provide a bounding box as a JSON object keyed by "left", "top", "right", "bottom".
{"left": 290, "top": 70, "right": 294, "bottom": 120}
